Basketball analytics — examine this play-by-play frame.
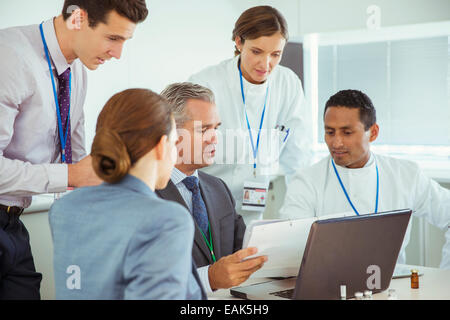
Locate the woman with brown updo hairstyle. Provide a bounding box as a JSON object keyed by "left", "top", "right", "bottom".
{"left": 49, "top": 89, "right": 206, "bottom": 300}
{"left": 189, "top": 6, "right": 313, "bottom": 225}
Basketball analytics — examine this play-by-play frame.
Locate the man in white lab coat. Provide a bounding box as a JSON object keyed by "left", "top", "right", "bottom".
{"left": 279, "top": 89, "right": 450, "bottom": 268}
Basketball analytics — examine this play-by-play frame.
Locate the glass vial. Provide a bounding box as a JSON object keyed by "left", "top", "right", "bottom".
{"left": 411, "top": 269, "right": 419, "bottom": 289}
{"left": 387, "top": 289, "right": 398, "bottom": 300}
{"left": 340, "top": 285, "right": 347, "bottom": 300}
{"left": 354, "top": 292, "right": 364, "bottom": 300}
{"left": 364, "top": 290, "right": 373, "bottom": 300}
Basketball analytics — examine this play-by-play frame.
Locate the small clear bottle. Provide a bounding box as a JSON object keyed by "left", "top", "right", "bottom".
{"left": 354, "top": 292, "right": 364, "bottom": 300}
{"left": 387, "top": 289, "right": 398, "bottom": 300}
{"left": 364, "top": 290, "right": 373, "bottom": 300}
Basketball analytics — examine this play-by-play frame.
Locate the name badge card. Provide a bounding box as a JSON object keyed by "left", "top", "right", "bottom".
{"left": 242, "top": 181, "right": 268, "bottom": 212}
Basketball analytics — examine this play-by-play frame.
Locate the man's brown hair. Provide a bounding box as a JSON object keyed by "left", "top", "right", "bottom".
{"left": 62, "top": 0, "right": 148, "bottom": 27}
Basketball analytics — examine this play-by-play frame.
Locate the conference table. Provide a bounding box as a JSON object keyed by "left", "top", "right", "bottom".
{"left": 208, "top": 264, "right": 450, "bottom": 300}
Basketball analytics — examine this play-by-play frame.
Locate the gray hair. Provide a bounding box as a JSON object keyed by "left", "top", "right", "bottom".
{"left": 160, "top": 82, "right": 215, "bottom": 127}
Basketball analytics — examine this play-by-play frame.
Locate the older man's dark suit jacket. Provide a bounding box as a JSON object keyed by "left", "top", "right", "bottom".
{"left": 156, "top": 170, "right": 246, "bottom": 267}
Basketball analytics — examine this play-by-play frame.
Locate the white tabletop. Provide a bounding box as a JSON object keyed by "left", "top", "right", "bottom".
{"left": 208, "top": 264, "right": 450, "bottom": 300}
{"left": 371, "top": 265, "right": 450, "bottom": 300}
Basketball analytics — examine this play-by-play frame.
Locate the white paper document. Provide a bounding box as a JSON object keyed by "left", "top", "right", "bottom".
{"left": 243, "top": 218, "right": 317, "bottom": 278}
{"left": 243, "top": 212, "right": 356, "bottom": 278}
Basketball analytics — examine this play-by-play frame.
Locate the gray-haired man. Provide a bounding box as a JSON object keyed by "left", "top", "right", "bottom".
{"left": 156, "top": 82, "right": 267, "bottom": 294}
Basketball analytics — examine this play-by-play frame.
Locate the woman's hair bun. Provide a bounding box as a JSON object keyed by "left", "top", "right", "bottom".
{"left": 91, "top": 127, "right": 131, "bottom": 184}
{"left": 90, "top": 88, "right": 173, "bottom": 184}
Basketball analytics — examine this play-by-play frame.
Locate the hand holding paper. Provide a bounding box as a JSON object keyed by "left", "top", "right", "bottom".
{"left": 208, "top": 247, "right": 268, "bottom": 290}
{"left": 243, "top": 218, "right": 317, "bottom": 278}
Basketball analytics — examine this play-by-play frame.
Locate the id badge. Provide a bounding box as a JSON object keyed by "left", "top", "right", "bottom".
{"left": 241, "top": 181, "right": 268, "bottom": 212}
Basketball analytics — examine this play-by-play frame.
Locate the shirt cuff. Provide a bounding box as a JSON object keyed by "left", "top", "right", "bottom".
{"left": 197, "top": 265, "right": 214, "bottom": 295}
{"left": 45, "top": 163, "right": 68, "bottom": 193}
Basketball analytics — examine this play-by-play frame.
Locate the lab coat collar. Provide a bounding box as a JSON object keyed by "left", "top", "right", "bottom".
{"left": 42, "top": 18, "right": 72, "bottom": 76}
{"left": 331, "top": 152, "right": 376, "bottom": 174}
{"left": 232, "top": 55, "right": 270, "bottom": 94}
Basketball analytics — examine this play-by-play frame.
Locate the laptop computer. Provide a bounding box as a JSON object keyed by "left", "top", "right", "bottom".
{"left": 231, "top": 209, "right": 412, "bottom": 300}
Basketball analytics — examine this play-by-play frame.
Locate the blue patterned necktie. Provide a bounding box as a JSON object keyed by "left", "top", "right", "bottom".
{"left": 57, "top": 67, "right": 72, "bottom": 164}
{"left": 182, "top": 176, "right": 210, "bottom": 236}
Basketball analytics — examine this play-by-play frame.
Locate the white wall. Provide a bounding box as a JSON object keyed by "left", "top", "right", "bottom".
{"left": 2, "top": 0, "right": 447, "bottom": 150}
{"left": 298, "top": 0, "right": 450, "bottom": 34}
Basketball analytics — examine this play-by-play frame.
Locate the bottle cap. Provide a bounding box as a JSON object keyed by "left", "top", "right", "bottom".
{"left": 411, "top": 269, "right": 418, "bottom": 274}
{"left": 355, "top": 292, "right": 363, "bottom": 298}
{"left": 364, "top": 290, "right": 372, "bottom": 296}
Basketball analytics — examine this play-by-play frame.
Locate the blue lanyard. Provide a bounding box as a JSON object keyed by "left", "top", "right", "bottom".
{"left": 331, "top": 157, "right": 379, "bottom": 216}
{"left": 238, "top": 62, "right": 269, "bottom": 176}
{"left": 39, "top": 23, "right": 71, "bottom": 164}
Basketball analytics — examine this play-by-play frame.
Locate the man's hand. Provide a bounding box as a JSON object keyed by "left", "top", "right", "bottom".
{"left": 208, "top": 247, "right": 267, "bottom": 290}
{"left": 68, "top": 155, "right": 102, "bottom": 188}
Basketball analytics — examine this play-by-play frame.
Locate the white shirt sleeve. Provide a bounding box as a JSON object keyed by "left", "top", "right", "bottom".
{"left": 0, "top": 158, "right": 68, "bottom": 197}
{"left": 412, "top": 169, "right": 450, "bottom": 229}
{"left": 412, "top": 167, "right": 450, "bottom": 269}
{"left": 0, "top": 45, "right": 68, "bottom": 197}
{"left": 197, "top": 265, "right": 214, "bottom": 295}
{"left": 440, "top": 227, "right": 450, "bottom": 270}
{"left": 279, "top": 170, "right": 317, "bottom": 219}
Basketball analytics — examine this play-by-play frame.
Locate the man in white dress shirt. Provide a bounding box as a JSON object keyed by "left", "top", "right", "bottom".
{"left": 0, "top": 0, "right": 148, "bottom": 299}
{"left": 280, "top": 89, "right": 450, "bottom": 269}
{"left": 157, "top": 83, "right": 267, "bottom": 295}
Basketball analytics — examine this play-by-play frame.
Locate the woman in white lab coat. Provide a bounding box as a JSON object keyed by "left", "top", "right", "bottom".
{"left": 189, "top": 6, "right": 313, "bottom": 224}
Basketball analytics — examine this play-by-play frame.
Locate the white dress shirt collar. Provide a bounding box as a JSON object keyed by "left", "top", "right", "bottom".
{"left": 42, "top": 18, "right": 71, "bottom": 75}
{"left": 171, "top": 167, "right": 199, "bottom": 185}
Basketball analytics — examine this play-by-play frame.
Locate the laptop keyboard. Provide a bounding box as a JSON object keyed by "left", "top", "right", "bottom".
{"left": 269, "top": 289, "right": 294, "bottom": 299}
